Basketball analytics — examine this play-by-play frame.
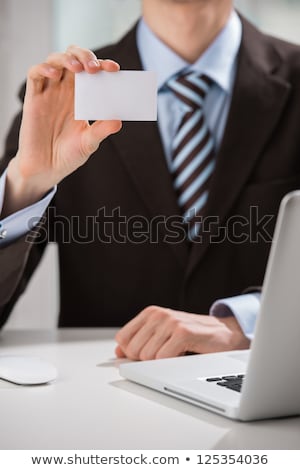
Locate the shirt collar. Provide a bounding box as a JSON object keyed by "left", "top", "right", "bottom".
{"left": 137, "top": 10, "right": 242, "bottom": 93}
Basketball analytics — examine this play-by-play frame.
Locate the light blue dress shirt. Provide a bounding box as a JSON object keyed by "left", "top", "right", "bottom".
{"left": 0, "top": 10, "right": 259, "bottom": 338}
{"left": 137, "top": 11, "right": 241, "bottom": 162}
{"left": 0, "top": 169, "right": 55, "bottom": 243}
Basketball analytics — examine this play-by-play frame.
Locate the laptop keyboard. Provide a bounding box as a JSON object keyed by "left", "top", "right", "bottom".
{"left": 206, "top": 374, "right": 245, "bottom": 393}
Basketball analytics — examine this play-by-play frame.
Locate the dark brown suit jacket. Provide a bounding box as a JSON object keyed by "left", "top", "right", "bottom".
{"left": 1, "top": 17, "right": 300, "bottom": 327}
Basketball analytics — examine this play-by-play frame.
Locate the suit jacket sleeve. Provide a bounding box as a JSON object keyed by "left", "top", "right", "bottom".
{"left": 243, "top": 286, "right": 262, "bottom": 294}
{"left": 0, "top": 98, "right": 48, "bottom": 328}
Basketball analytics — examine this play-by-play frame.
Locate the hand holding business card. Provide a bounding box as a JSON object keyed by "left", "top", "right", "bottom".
{"left": 75, "top": 70, "right": 157, "bottom": 121}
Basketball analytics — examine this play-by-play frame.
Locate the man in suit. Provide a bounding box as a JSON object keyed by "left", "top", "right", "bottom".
{"left": 0, "top": 0, "right": 300, "bottom": 360}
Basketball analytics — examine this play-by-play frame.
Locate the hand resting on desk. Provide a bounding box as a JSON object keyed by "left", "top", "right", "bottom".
{"left": 115, "top": 306, "right": 250, "bottom": 361}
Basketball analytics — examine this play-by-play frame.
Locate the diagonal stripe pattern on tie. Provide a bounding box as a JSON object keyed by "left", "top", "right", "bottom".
{"left": 167, "top": 72, "right": 216, "bottom": 240}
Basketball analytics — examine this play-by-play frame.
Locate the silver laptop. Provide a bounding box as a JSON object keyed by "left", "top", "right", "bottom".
{"left": 120, "top": 191, "right": 300, "bottom": 421}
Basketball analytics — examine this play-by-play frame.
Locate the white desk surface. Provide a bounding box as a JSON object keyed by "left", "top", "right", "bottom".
{"left": 0, "top": 329, "right": 299, "bottom": 450}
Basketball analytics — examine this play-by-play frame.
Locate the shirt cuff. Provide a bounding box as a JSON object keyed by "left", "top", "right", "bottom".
{"left": 0, "top": 169, "right": 56, "bottom": 245}
{"left": 209, "top": 293, "right": 261, "bottom": 341}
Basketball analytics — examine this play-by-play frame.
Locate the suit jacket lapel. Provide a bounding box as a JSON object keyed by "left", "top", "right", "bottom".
{"left": 186, "top": 17, "right": 291, "bottom": 279}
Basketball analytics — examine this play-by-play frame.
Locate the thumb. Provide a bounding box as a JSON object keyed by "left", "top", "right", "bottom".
{"left": 82, "top": 120, "right": 122, "bottom": 155}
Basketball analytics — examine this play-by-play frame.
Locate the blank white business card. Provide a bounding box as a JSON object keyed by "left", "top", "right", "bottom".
{"left": 74, "top": 70, "right": 157, "bottom": 121}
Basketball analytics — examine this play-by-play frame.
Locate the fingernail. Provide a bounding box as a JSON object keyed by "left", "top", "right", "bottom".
{"left": 70, "top": 59, "right": 81, "bottom": 66}
{"left": 88, "top": 60, "right": 100, "bottom": 68}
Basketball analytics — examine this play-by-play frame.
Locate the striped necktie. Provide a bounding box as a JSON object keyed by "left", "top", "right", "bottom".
{"left": 167, "top": 72, "right": 216, "bottom": 240}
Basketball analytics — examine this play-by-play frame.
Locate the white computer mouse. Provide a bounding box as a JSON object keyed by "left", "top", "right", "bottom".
{"left": 0, "top": 355, "right": 57, "bottom": 385}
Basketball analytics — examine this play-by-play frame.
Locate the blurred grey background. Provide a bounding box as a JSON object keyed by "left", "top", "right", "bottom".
{"left": 1, "top": 0, "right": 300, "bottom": 329}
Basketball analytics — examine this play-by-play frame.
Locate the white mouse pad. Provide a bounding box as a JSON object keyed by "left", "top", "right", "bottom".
{"left": 74, "top": 70, "right": 157, "bottom": 121}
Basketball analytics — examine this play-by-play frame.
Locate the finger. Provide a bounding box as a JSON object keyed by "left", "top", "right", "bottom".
{"left": 155, "top": 323, "right": 211, "bottom": 358}
{"left": 156, "top": 322, "right": 203, "bottom": 359}
{"left": 115, "top": 309, "right": 150, "bottom": 349}
{"left": 47, "top": 51, "right": 100, "bottom": 76}
{"left": 99, "top": 59, "right": 120, "bottom": 72}
{"left": 66, "top": 45, "right": 120, "bottom": 73}
{"left": 116, "top": 307, "right": 175, "bottom": 360}
{"left": 155, "top": 338, "right": 186, "bottom": 359}
{"left": 46, "top": 54, "right": 119, "bottom": 87}
{"left": 26, "top": 63, "right": 63, "bottom": 96}
{"left": 46, "top": 52, "right": 84, "bottom": 73}
{"left": 81, "top": 120, "right": 122, "bottom": 156}
{"left": 120, "top": 322, "right": 158, "bottom": 360}
{"left": 139, "top": 328, "right": 173, "bottom": 361}
{"left": 66, "top": 45, "right": 99, "bottom": 71}
{"left": 115, "top": 345, "right": 126, "bottom": 358}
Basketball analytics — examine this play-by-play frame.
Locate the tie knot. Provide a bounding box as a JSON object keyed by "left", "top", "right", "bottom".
{"left": 167, "top": 72, "right": 213, "bottom": 110}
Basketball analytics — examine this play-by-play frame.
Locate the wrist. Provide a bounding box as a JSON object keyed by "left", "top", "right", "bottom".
{"left": 2, "top": 157, "right": 53, "bottom": 217}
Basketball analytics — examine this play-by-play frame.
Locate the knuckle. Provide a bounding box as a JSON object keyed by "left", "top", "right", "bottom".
{"left": 66, "top": 44, "right": 77, "bottom": 50}
{"left": 143, "top": 306, "right": 170, "bottom": 322}
{"left": 140, "top": 305, "right": 159, "bottom": 320}
{"left": 173, "top": 323, "right": 189, "bottom": 340}
{"left": 83, "top": 48, "right": 97, "bottom": 59}
{"left": 27, "top": 65, "right": 37, "bottom": 77}
{"left": 67, "top": 44, "right": 95, "bottom": 59}
{"left": 27, "top": 64, "right": 46, "bottom": 82}
{"left": 115, "top": 331, "right": 129, "bottom": 348}
{"left": 151, "top": 311, "right": 166, "bottom": 322}
{"left": 114, "top": 331, "right": 123, "bottom": 344}
{"left": 143, "top": 305, "right": 158, "bottom": 314}
{"left": 139, "top": 349, "right": 153, "bottom": 361}
{"left": 63, "top": 69, "right": 74, "bottom": 82}
{"left": 164, "top": 316, "right": 177, "bottom": 330}
{"left": 155, "top": 350, "right": 169, "bottom": 359}
{"left": 125, "top": 345, "right": 140, "bottom": 361}
{"left": 46, "top": 52, "right": 59, "bottom": 62}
